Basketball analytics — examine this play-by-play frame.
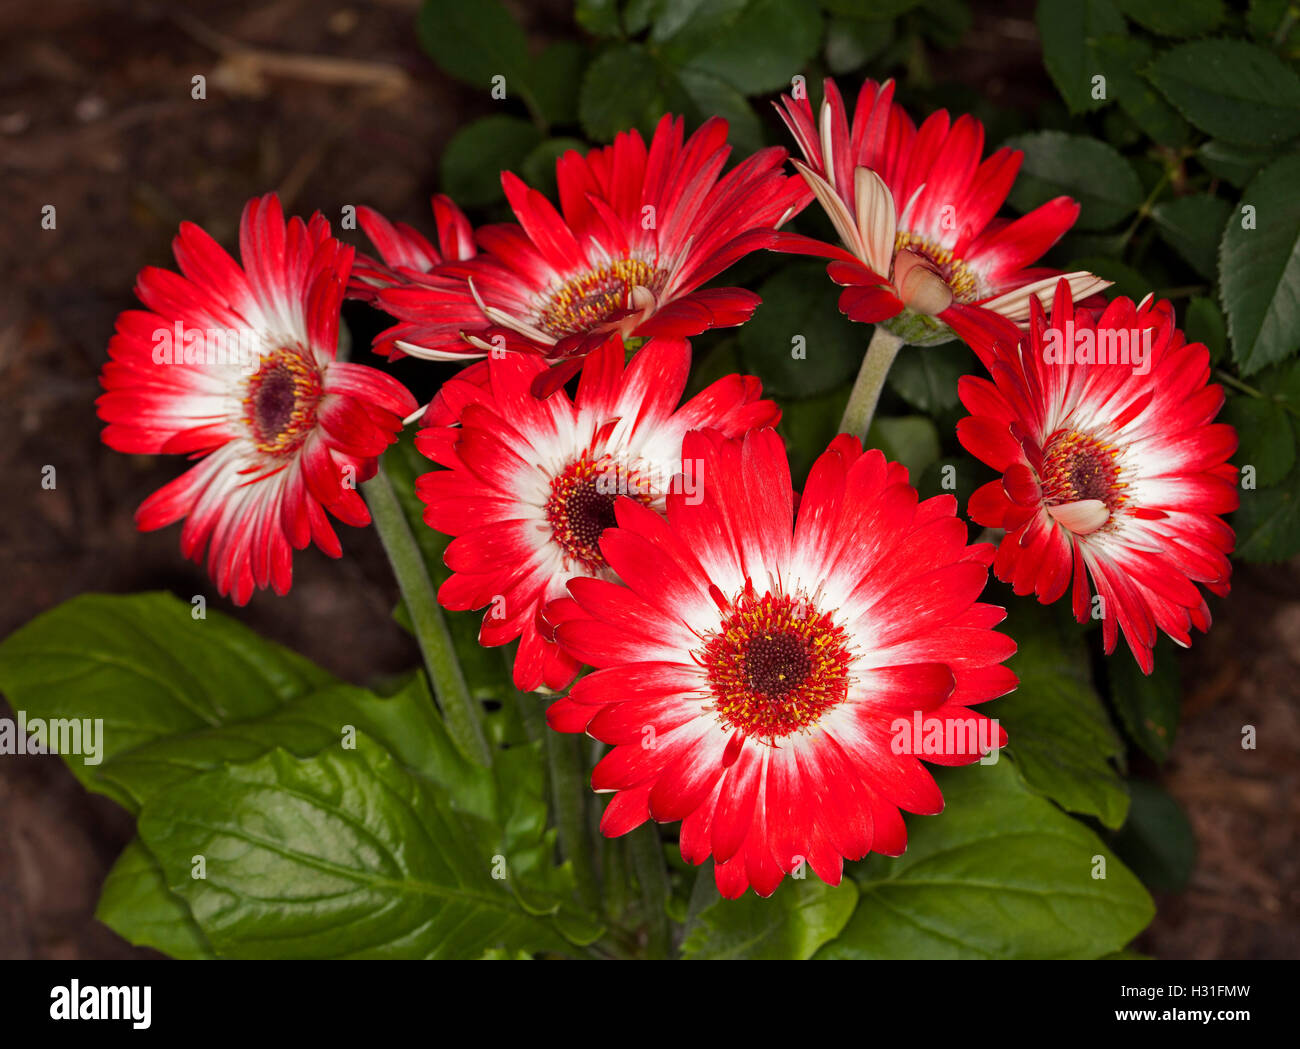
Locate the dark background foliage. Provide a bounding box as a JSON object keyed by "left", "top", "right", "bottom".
{"left": 0, "top": 0, "right": 1296, "bottom": 958}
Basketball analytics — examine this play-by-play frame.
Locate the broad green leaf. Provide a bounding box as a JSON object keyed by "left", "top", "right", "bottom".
{"left": 530, "top": 42, "right": 587, "bottom": 127}
{"left": 1146, "top": 40, "right": 1300, "bottom": 148}
{"left": 918, "top": 454, "right": 984, "bottom": 513}
{"left": 776, "top": 387, "right": 849, "bottom": 485}
{"left": 1185, "top": 296, "right": 1227, "bottom": 364}
{"left": 97, "top": 839, "right": 216, "bottom": 960}
{"left": 866, "top": 416, "right": 941, "bottom": 481}
{"left": 1152, "top": 194, "right": 1231, "bottom": 279}
{"left": 650, "top": 0, "right": 748, "bottom": 52}
{"left": 677, "top": 0, "right": 823, "bottom": 95}
{"left": 576, "top": 0, "right": 624, "bottom": 36}
{"left": 1234, "top": 459, "right": 1300, "bottom": 561}
{"left": 95, "top": 678, "right": 473, "bottom": 813}
{"left": 1036, "top": 0, "right": 1126, "bottom": 114}
{"left": 673, "top": 68, "right": 763, "bottom": 154}
{"left": 623, "top": 0, "right": 659, "bottom": 34}
{"left": 819, "top": 0, "right": 922, "bottom": 19}
{"left": 815, "top": 760, "right": 1154, "bottom": 959}
{"left": 1221, "top": 152, "right": 1300, "bottom": 375}
{"left": 1108, "top": 780, "right": 1196, "bottom": 892}
{"left": 1107, "top": 640, "right": 1180, "bottom": 763}
{"left": 0, "top": 592, "right": 334, "bottom": 808}
{"left": 682, "top": 871, "right": 858, "bottom": 959}
{"left": 1196, "top": 140, "right": 1280, "bottom": 188}
{"left": 996, "top": 603, "right": 1130, "bottom": 829}
{"left": 1221, "top": 394, "right": 1295, "bottom": 489}
{"left": 825, "top": 15, "right": 893, "bottom": 74}
{"left": 1003, "top": 131, "right": 1142, "bottom": 231}
{"left": 738, "top": 261, "right": 860, "bottom": 398}
{"left": 1247, "top": 0, "right": 1295, "bottom": 42}
{"left": 417, "top": 0, "right": 536, "bottom": 108}
{"left": 1094, "top": 35, "right": 1190, "bottom": 146}
{"left": 140, "top": 739, "right": 577, "bottom": 959}
{"left": 440, "top": 115, "right": 544, "bottom": 208}
{"left": 887, "top": 342, "right": 974, "bottom": 414}
{"left": 685, "top": 336, "right": 743, "bottom": 398}
{"left": 579, "top": 43, "right": 676, "bottom": 141}
{"left": 1112, "top": 0, "right": 1224, "bottom": 36}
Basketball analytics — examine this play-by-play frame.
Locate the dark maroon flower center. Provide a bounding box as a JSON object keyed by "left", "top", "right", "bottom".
{"left": 1040, "top": 429, "right": 1125, "bottom": 511}
{"left": 244, "top": 350, "right": 321, "bottom": 455}
{"left": 545, "top": 454, "right": 650, "bottom": 570}
{"left": 743, "top": 631, "right": 813, "bottom": 699}
{"left": 702, "top": 590, "right": 851, "bottom": 740}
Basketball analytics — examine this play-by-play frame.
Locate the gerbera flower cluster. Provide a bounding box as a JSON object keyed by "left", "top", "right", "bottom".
{"left": 97, "top": 82, "right": 1238, "bottom": 900}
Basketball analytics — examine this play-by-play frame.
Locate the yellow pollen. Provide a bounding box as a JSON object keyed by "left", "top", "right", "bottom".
{"left": 700, "top": 589, "right": 851, "bottom": 740}
{"left": 545, "top": 452, "right": 651, "bottom": 570}
{"left": 893, "top": 231, "right": 980, "bottom": 303}
{"left": 537, "top": 258, "right": 662, "bottom": 337}
{"left": 243, "top": 348, "right": 322, "bottom": 456}
{"left": 1039, "top": 429, "right": 1127, "bottom": 516}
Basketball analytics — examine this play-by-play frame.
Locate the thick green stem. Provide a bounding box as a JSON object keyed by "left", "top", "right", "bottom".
{"left": 627, "top": 824, "right": 673, "bottom": 959}
{"left": 839, "top": 326, "right": 905, "bottom": 440}
{"left": 363, "top": 463, "right": 491, "bottom": 767}
{"left": 545, "top": 729, "right": 601, "bottom": 912}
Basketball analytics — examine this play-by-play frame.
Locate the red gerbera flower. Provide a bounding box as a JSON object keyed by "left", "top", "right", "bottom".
{"left": 774, "top": 78, "right": 1109, "bottom": 348}
{"left": 545, "top": 429, "right": 1015, "bottom": 898}
{"left": 376, "top": 114, "right": 809, "bottom": 397}
{"left": 416, "top": 336, "right": 780, "bottom": 692}
{"left": 346, "top": 193, "right": 476, "bottom": 309}
{"left": 956, "top": 280, "right": 1238, "bottom": 673}
{"left": 97, "top": 193, "right": 417, "bottom": 605}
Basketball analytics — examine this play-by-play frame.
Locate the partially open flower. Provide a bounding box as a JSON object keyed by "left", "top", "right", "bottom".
{"left": 774, "top": 78, "right": 1110, "bottom": 349}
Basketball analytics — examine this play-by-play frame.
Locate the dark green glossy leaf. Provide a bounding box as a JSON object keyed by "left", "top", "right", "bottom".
{"left": 682, "top": 870, "right": 858, "bottom": 959}
{"left": 677, "top": 0, "right": 823, "bottom": 95}
{"left": 1108, "top": 780, "right": 1196, "bottom": 892}
{"left": 1112, "top": 0, "right": 1224, "bottom": 36}
{"left": 1233, "top": 460, "right": 1300, "bottom": 562}
{"left": 0, "top": 592, "right": 334, "bottom": 809}
{"left": 1094, "top": 35, "right": 1190, "bottom": 146}
{"left": 1004, "top": 131, "right": 1142, "bottom": 231}
{"left": 440, "top": 115, "right": 544, "bottom": 208}
{"left": 140, "top": 738, "right": 577, "bottom": 958}
{"left": 1037, "top": 0, "right": 1126, "bottom": 114}
{"left": 1147, "top": 40, "right": 1300, "bottom": 148}
{"left": 1108, "top": 640, "right": 1181, "bottom": 763}
{"left": 1221, "top": 394, "right": 1295, "bottom": 489}
{"left": 1221, "top": 152, "right": 1300, "bottom": 374}
{"left": 738, "top": 261, "right": 861, "bottom": 398}
{"left": 996, "top": 604, "right": 1130, "bottom": 829}
{"left": 1185, "top": 296, "right": 1227, "bottom": 365}
{"left": 1152, "top": 194, "right": 1232, "bottom": 280}
{"left": 815, "top": 760, "right": 1154, "bottom": 959}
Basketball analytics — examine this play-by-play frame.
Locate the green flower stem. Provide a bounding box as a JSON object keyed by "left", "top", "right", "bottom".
{"left": 627, "top": 824, "right": 673, "bottom": 959}
{"left": 363, "top": 461, "right": 491, "bottom": 767}
{"left": 546, "top": 729, "right": 602, "bottom": 913}
{"left": 840, "top": 325, "right": 905, "bottom": 440}
{"left": 602, "top": 836, "right": 629, "bottom": 923}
